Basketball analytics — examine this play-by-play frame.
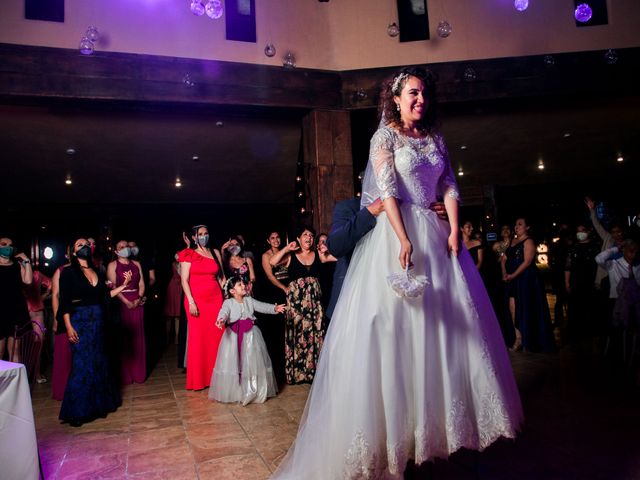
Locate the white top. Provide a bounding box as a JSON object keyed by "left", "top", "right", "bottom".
{"left": 595, "top": 247, "right": 640, "bottom": 299}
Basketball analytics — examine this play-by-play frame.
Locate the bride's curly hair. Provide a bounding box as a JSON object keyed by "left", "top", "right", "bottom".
{"left": 379, "top": 67, "right": 439, "bottom": 134}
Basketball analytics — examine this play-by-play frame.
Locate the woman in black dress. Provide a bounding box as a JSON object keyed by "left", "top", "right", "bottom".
{"left": 0, "top": 237, "right": 32, "bottom": 362}
{"left": 501, "top": 218, "right": 555, "bottom": 352}
{"left": 269, "top": 226, "right": 335, "bottom": 384}
{"left": 59, "top": 237, "right": 133, "bottom": 426}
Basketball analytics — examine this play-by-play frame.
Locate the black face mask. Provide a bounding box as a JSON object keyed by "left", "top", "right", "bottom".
{"left": 76, "top": 245, "right": 92, "bottom": 260}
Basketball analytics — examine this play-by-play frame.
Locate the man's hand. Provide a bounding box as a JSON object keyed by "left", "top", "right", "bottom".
{"left": 366, "top": 198, "right": 385, "bottom": 217}
{"left": 429, "top": 202, "right": 447, "bottom": 220}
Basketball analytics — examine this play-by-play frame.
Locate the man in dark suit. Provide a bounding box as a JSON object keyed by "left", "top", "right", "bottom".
{"left": 322, "top": 198, "right": 447, "bottom": 318}
{"left": 323, "top": 198, "right": 384, "bottom": 318}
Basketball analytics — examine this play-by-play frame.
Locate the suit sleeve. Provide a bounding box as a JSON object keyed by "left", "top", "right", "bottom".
{"left": 326, "top": 200, "right": 377, "bottom": 259}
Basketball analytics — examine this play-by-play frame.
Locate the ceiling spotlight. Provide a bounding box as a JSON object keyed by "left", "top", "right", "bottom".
{"left": 457, "top": 166, "right": 464, "bottom": 177}
{"left": 66, "top": 147, "right": 76, "bottom": 155}
{"left": 192, "top": 155, "right": 199, "bottom": 161}
{"left": 43, "top": 247, "right": 54, "bottom": 260}
{"left": 617, "top": 155, "right": 624, "bottom": 163}
{"left": 175, "top": 177, "right": 183, "bottom": 188}
{"left": 563, "top": 132, "right": 571, "bottom": 138}
{"left": 537, "top": 159, "right": 545, "bottom": 170}
{"left": 460, "top": 145, "right": 468, "bottom": 150}
{"left": 215, "top": 121, "right": 224, "bottom": 127}
{"left": 65, "top": 175, "right": 73, "bottom": 185}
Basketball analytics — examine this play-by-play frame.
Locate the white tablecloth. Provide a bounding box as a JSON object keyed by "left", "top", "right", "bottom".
{"left": 0, "top": 360, "right": 39, "bottom": 480}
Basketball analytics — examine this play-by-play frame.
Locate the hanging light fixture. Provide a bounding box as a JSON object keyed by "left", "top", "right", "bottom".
{"left": 205, "top": 0, "right": 223, "bottom": 19}
{"left": 387, "top": 22, "right": 400, "bottom": 37}
{"left": 574, "top": 3, "right": 593, "bottom": 22}
{"left": 436, "top": 21, "right": 452, "bottom": 38}
{"left": 190, "top": 0, "right": 205, "bottom": 16}
{"left": 537, "top": 159, "right": 545, "bottom": 170}
{"left": 283, "top": 51, "right": 296, "bottom": 69}
{"left": 457, "top": 166, "right": 464, "bottom": 177}
{"left": 175, "top": 176, "right": 183, "bottom": 188}
{"left": 264, "top": 43, "right": 276, "bottom": 57}
{"left": 514, "top": 0, "right": 529, "bottom": 12}
{"left": 65, "top": 174, "right": 73, "bottom": 185}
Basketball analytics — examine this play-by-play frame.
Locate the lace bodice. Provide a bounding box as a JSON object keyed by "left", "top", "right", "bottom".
{"left": 361, "top": 126, "right": 459, "bottom": 209}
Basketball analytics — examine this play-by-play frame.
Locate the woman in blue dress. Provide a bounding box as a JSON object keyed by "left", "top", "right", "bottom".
{"left": 59, "top": 237, "right": 132, "bottom": 426}
{"left": 501, "top": 218, "right": 555, "bottom": 352}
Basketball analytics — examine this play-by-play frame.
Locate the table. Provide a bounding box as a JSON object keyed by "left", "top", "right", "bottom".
{"left": 0, "top": 360, "right": 39, "bottom": 480}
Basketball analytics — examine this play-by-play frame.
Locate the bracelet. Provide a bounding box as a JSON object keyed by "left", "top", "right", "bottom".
{"left": 188, "top": 300, "right": 195, "bottom": 305}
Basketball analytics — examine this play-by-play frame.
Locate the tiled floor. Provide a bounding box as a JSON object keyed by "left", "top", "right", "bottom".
{"left": 32, "top": 342, "right": 640, "bottom": 479}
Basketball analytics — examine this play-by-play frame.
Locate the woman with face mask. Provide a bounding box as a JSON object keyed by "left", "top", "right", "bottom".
{"left": 58, "top": 238, "right": 133, "bottom": 426}
{"left": 0, "top": 237, "right": 32, "bottom": 362}
{"left": 179, "top": 225, "right": 225, "bottom": 390}
{"left": 564, "top": 225, "right": 600, "bottom": 345}
{"left": 221, "top": 235, "right": 256, "bottom": 296}
{"left": 107, "top": 240, "right": 146, "bottom": 384}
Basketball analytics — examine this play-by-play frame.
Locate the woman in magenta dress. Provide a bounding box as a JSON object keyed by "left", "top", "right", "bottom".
{"left": 107, "top": 240, "right": 146, "bottom": 384}
{"left": 179, "top": 225, "right": 225, "bottom": 390}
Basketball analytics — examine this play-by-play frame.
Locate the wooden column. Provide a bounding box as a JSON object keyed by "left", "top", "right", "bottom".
{"left": 302, "top": 110, "right": 354, "bottom": 235}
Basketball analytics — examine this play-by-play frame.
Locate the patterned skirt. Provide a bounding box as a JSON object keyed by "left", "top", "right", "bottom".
{"left": 284, "top": 276, "right": 325, "bottom": 384}
{"left": 59, "top": 305, "right": 121, "bottom": 425}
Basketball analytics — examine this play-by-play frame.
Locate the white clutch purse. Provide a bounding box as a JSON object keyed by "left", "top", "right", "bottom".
{"left": 387, "top": 267, "right": 429, "bottom": 298}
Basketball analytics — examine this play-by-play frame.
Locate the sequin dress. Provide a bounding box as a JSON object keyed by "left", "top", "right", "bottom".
{"left": 272, "top": 126, "right": 523, "bottom": 479}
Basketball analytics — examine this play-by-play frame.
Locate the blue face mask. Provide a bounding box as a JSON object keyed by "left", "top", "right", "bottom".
{"left": 197, "top": 234, "right": 209, "bottom": 247}
{"left": 130, "top": 246, "right": 140, "bottom": 257}
{"left": 117, "top": 247, "right": 131, "bottom": 258}
{"left": 0, "top": 246, "right": 14, "bottom": 259}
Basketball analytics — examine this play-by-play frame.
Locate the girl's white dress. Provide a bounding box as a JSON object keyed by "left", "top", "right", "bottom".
{"left": 209, "top": 297, "right": 278, "bottom": 406}
{"left": 271, "top": 126, "right": 523, "bottom": 479}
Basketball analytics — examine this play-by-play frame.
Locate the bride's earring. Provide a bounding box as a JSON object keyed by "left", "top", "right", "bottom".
{"left": 396, "top": 103, "right": 400, "bottom": 111}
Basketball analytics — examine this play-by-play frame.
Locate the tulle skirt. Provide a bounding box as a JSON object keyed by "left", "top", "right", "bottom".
{"left": 271, "top": 204, "right": 523, "bottom": 479}
{"left": 209, "top": 326, "right": 278, "bottom": 406}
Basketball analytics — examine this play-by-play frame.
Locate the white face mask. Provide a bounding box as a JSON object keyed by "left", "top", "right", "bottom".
{"left": 117, "top": 247, "right": 131, "bottom": 258}
{"left": 576, "top": 232, "right": 588, "bottom": 242}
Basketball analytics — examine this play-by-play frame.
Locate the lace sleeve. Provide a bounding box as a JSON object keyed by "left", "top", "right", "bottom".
{"left": 434, "top": 133, "right": 460, "bottom": 201}
{"left": 362, "top": 128, "right": 398, "bottom": 206}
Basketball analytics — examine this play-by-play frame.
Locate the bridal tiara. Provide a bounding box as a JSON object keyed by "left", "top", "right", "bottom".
{"left": 391, "top": 72, "right": 410, "bottom": 95}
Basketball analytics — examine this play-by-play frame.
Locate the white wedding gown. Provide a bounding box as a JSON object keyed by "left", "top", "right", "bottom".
{"left": 271, "top": 126, "right": 523, "bottom": 479}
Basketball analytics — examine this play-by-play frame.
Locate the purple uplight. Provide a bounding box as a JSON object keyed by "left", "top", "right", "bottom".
{"left": 574, "top": 3, "right": 593, "bottom": 23}
{"left": 514, "top": 0, "right": 529, "bottom": 12}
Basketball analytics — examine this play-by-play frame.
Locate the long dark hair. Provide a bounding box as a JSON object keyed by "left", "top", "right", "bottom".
{"left": 379, "top": 66, "right": 439, "bottom": 134}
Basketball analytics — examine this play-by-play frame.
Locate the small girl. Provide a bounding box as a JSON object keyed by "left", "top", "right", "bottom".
{"left": 209, "top": 275, "right": 285, "bottom": 405}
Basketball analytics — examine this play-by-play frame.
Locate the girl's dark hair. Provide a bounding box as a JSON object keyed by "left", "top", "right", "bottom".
{"left": 379, "top": 67, "right": 438, "bottom": 134}
{"left": 224, "top": 275, "right": 244, "bottom": 297}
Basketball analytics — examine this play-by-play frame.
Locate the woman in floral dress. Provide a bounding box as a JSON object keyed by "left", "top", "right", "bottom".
{"left": 269, "top": 225, "right": 335, "bottom": 384}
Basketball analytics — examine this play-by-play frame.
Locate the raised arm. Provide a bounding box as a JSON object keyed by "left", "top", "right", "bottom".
{"left": 585, "top": 197, "right": 611, "bottom": 243}
{"left": 262, "top": 252, "right": 287, "bottom": 292}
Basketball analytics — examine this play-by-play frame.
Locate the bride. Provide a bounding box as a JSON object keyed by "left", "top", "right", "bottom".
{"left": 271, "top": 67, "right": 523, "bottom": 479}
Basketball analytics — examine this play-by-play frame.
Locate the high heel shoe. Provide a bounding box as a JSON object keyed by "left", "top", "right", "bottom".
{"left": 510, "top": 329, "right": 523, "bottom": 352}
